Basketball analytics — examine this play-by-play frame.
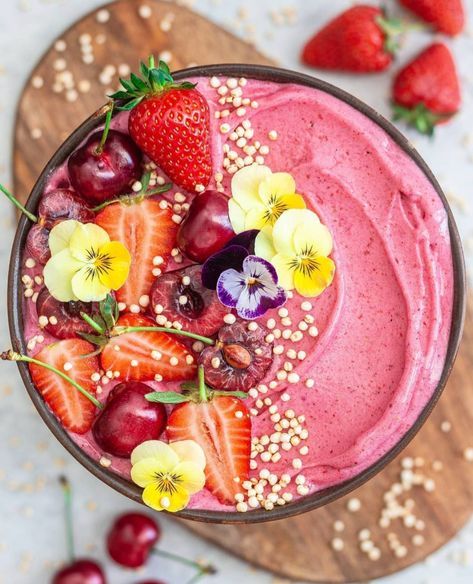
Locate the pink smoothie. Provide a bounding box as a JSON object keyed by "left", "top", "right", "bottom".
{"left": 21, "top": 76, "right": 454, "bottom": 513}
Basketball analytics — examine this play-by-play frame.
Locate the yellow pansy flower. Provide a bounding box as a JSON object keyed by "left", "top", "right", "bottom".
{"left": 228, "top": 164, "right": 306, "bottom": 233}
{"left": 130, "top": 440, "right": 206, "bottom": 512}
{"left": 43, "top": 220, "right": 131, "bottom": 303}
{"left": 255, "top": 209, "right": 335, "bottom": 298}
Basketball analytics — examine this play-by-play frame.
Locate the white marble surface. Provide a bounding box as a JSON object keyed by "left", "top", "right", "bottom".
{"left": 1, "top": 0, "right": 473, "bottom": 583}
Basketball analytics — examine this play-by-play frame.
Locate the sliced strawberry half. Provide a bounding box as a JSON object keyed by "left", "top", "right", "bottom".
{"left": 167, "top": 396, "right": 251, "bottom": 505}
{"left": 101, "top": 313, "right": 196, "bottom": 382}
{"left": 29, "top": 339, "right": 99, "bottom": 434}
{"left": 95, "top": 199, "right": 178, "bottom": 309}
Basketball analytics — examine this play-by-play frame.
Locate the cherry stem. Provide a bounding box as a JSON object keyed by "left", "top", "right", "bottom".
{"left": 59, "top": 476, "right": 75, "bottom": 563}
{"left": 81, "top": 312, "right": 105, "bottom": 334}
{"left": 0, "top": 183, "right": 38, "bottom": 223}
{"left": 95, "top": 101, "right": 114, "bottom": 155}
{"left": 112, "top": 325, "right": 215, "bottom": 346}
{"left": 151, "top": 548, "right": 216, "bottom": 580}
{"left": 91, "top": 182, "right": 172, "bottom": 212}
{"left": 198, "top": 364, "right": 208, "bottom": 402}
{"left": 1, "top": 350, "right": 103, "bottom": 410}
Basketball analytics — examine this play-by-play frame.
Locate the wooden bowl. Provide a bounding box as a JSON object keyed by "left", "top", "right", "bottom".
{"left": 7, "top": 64, "right": 467, "bottom": 524}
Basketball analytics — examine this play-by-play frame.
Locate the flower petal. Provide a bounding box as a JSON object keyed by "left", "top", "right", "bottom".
{"left": 271, "top": 254, "right": 295, "bottom": 290}
{"left": 293, "top": 220, "right": 333, "bottom": 257}
{"left": 130, "top": 458, "right": 169, "bottom": 488}
{"left": 231, "top": 164, "right": 272, "bottom": 210}
{"left": 97, "top": 241, "right": 131, "bottom": 290}
{"left": 254, "top": 228, "right": 277, "bottom": 261}
{"left": 242, "top": 255, "right": 278, "bottom": 285}
{"left": 71, "top": 266, "right": 110, "bottom": 302}
{"left": 223, "top": 230, "right": 259, "bottom": 253}
{"left": 43, "top": 248, "right": 82, "bottom": 302}
{"left": 217, "top": 269, "right": 246, "bottom": 308}
{"left": 142, "top": 482, "right": 190, "bottom": 513}
{"left": 258, "top": 172, "right": 296, "bottom": 201}
{"left": 235, "top": 285, "right": 266, "bottom": 320}
{"left": 272, "top": 209, "right": 320, "bottom": 256}
{"left": 244, "top": 205, "right": 270, "bottom": 231}
{"left": 131, "top": 440, "right": 179, "bottom": 466}
{"left": 169, "top": 440, "right": 206, "bottom": 470}
{"left": 69, "top": 223, "right": 111, "bottom": 262}
{"left": 228, "top": 199, "right": 246, "bottom": 234}
{"left": 201, "top": 245, "right": 248, "bottom": 290}
{"left": 294, "top": 256, "right": 336, "bottom": 297}
{"left": 48, "top": 220, "right": 81, "bottom": 256}
{"left": 173, "top": 461, "right": 206, "bottom": 494}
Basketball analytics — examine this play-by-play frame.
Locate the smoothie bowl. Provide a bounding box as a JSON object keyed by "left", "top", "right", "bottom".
{"left": 5, "top": 63, "right": 465, "bottom": 523}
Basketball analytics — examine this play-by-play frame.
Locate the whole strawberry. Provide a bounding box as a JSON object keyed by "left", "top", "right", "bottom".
{"left": 392, "top": 43, "right": 461, "bottom": 136}
{"left": 400, "top": 0, "right": 465, "bottom": 37}
{"left": 301, "top": 6, "right": 405, "bottom": 73}
{"left": 111, "top": 57, "right": 212, "bottom": 192}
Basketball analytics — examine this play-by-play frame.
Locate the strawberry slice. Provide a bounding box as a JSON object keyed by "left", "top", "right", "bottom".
{"left": 101, "top": 314, "right": 196, "bottom": 382}
{"left": 167, "top": 396, "right": 251, "bottom": 505}
{"left": 29, "top": 339, "right": 99, "bottom": 434}
{"left": 95, "top": 199, "right": 178, "bottom": 310}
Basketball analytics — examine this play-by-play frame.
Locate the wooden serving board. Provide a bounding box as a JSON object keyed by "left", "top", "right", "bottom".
{"left": 11, "top": 1, "right": 473, "bottom": 582}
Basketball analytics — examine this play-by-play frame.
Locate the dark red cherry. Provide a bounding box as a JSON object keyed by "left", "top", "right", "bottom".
{"left": 177, "top": 190, "right": 234, "bottom": 263}
{"left": 107, "top": 512, "right": 160, "bottom": 568}
{"left": 68, "top": 130, "right": 142, "bottom": 204}
{"left": 149, "top": 265, "right": 228, "bottom": 336}
{"left": 25, "top": 189, "right": 93, "bottom": 265}
{"left": 39, "top": 189, "right": 94, "bottom": 228}
{"left": 52, "top": 559, "right": 106, "bottom": 584}
{"left": 36, "top": 288, "right": 100, "bottom": 340}
{"left": 26, "top": 224, "right": 51, "bottom": 264}
{"left": 92, "top": 382, "right": 167, "bottom": 457}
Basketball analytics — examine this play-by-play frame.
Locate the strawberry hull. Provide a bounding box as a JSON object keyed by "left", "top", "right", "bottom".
{"left": 12, "top": 66, "right": 464, "bottom": 522}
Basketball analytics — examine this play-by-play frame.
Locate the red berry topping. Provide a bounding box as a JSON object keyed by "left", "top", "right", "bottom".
{"left": 199, "top": 321, "right": 273, "bottom": 392}
{"left": 111, "top": 58, "right": 212, "bottom": 193}
{"left": 149, "top": 265, "right": 228, "bottom": 337}
{"left": 29, "top": 339, "right": 99, "bottom": 434}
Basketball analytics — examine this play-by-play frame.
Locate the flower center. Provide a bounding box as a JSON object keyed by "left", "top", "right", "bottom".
{"left": 83, "top": 247, "right": 114, "bottom": 281}
{"left": 263, "top": 194, "right": 289, "bottom": 225}
{"left": 288, "top": 245, "right": 320, "bottom": 276}
{"left": 154, "top": 471, "right": 182, "bottom": 494}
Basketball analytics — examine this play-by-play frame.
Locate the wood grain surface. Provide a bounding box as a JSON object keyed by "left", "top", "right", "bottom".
{"left": 12, "top": 1, "right": 473, "bottom": 582}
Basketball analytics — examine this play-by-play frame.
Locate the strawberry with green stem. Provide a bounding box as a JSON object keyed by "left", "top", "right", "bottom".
{"left": 301, "top": 6, "right": 410, "bottom": 73}
{"left": 110, "top": 56, "right": 212, "bottom": 193}
{"left": 392, "top": 42, "right": 461, "bottom": 136}
{"left": 147, "top": 365, "right": 251, "bottom": 505}
{"left": 1, "top": 341, "right": 103, "bottom": 434}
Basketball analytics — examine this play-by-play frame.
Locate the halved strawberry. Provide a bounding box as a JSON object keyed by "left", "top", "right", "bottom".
{"left": 95, "top": 199, "right": 178, "bottom": 310}
{"left": 167, "top": 396, "right": 251, "bottom": 505}
{"left": 29, "top": 339, "right": 99, "bottom": 434}
{"left": 101, "top": 314, "right": 196, "bottom": 382}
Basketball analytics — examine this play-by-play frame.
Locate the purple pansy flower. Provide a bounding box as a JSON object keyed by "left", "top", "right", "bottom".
{"left": 201, "top": 230, "right": 258, "bottom": 290}
{"left": 217, "top": 255, "right": 286, "bottom": 320}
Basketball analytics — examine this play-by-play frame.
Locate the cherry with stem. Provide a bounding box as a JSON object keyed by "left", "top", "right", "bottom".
{"left": 52, "top": 476, "right": 106, "bottom": 584}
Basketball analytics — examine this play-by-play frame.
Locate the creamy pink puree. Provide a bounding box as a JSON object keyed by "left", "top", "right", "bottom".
{"left": 22, "top": 77, "right": 454, "bottom": 512}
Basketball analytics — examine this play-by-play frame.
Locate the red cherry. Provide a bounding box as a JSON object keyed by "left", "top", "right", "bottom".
{"left": 107, "top": 512, "right": 160, "bottom": 568}
{"left": 52, "top": 559, "right": 106, "bottom": 584}
{"left": 68, "top": 130, "right": 142, "bottom": 205}
{"left": 177, "top": 190, "right": 234, "bottom": 262}
{"left": 92, "top": 382, "right": 167, "bottom": 458}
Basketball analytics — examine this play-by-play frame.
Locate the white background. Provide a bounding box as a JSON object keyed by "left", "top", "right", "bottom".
{"left": 1, "top": 0, "right": 473, "bottom": 583}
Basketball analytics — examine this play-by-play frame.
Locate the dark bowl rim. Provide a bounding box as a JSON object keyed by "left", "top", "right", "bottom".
{"left": 8, "top": 63, "right": 466, "bottom": 524}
